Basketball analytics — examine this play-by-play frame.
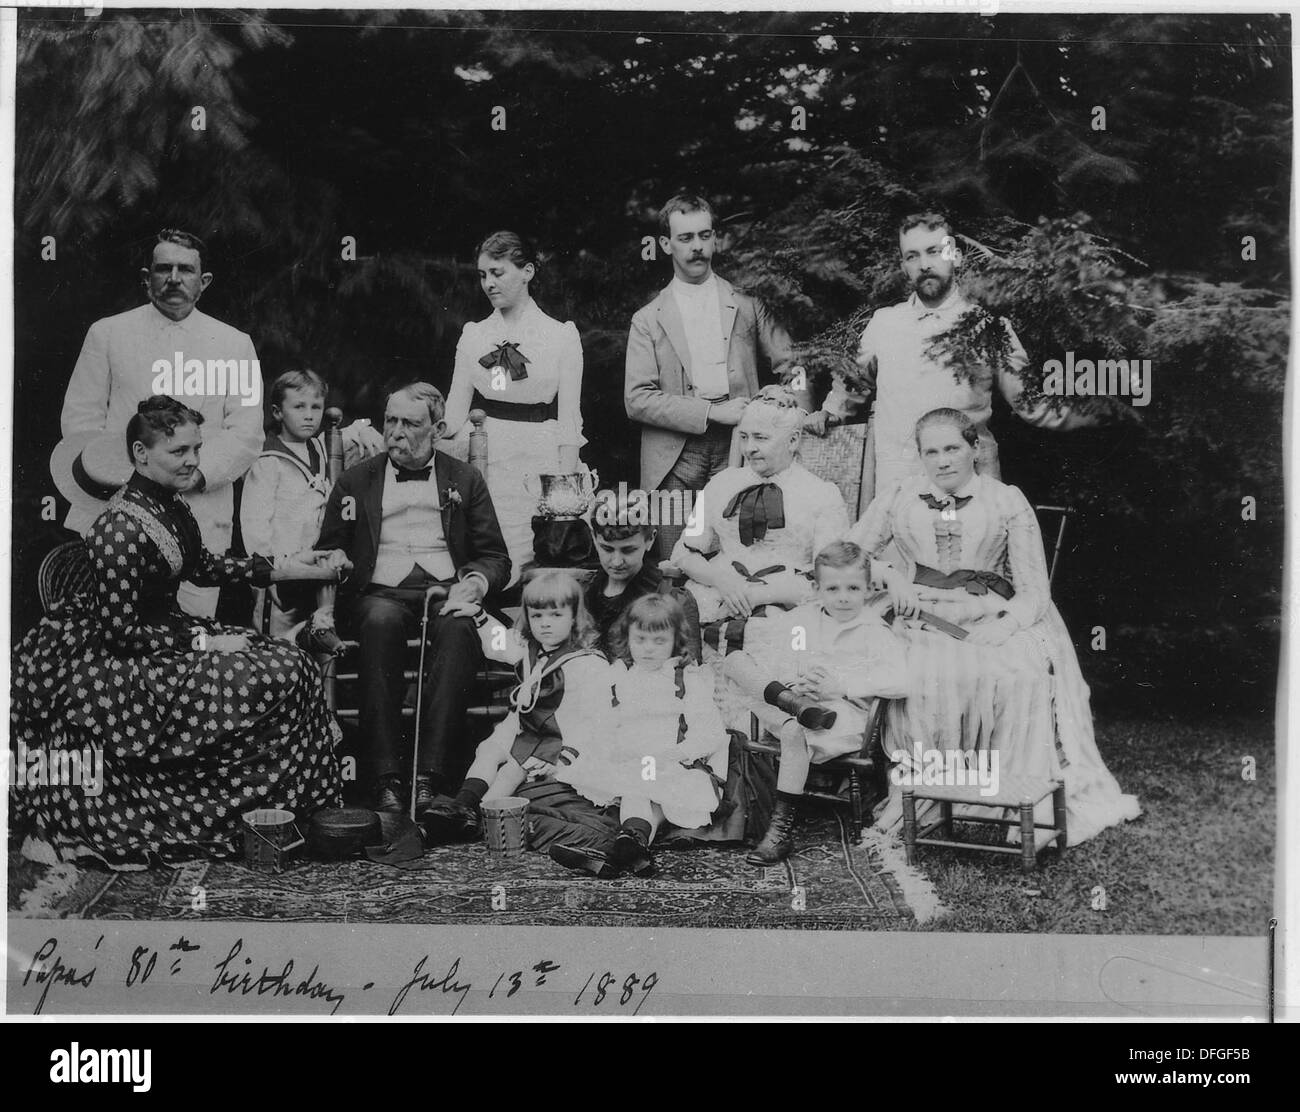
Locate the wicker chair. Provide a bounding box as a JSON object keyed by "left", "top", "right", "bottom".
{"left": 38, "top": 539, "right": 95, "bottom": 614}
{"left": 797, "top": 420, "right": 873, "bottom": 518}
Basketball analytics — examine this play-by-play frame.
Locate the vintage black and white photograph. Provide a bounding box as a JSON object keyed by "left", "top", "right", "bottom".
{"left": 3, "top": 4, "right": 1288, "bottom": 1018}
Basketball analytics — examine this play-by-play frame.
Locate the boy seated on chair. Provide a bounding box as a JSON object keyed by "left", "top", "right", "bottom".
{"left": 723, "top": 540, "right": 907, "bottom": 864}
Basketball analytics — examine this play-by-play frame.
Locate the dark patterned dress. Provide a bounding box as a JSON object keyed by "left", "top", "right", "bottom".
{"left": 10, "top": 472, "right": 343, "bottom": 869}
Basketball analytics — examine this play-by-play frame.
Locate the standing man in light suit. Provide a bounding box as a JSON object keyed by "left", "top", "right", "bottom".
{"left": 57, "top": 229, "right": 264, "bottom": 617}
{"left": 624, "top": 194, "right": 806, "bottom": 558}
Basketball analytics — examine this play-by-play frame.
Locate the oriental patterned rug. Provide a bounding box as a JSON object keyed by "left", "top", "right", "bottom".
{"left": 11, "top": 810, "right": 927, "bottom": 930}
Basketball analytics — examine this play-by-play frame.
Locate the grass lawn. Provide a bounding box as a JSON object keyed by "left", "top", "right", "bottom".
{"left": 914, "top": 713, "right": 1275, "bottom": 934}
{"left": 8, "top": 714, "right": 1275, "bottom": 934}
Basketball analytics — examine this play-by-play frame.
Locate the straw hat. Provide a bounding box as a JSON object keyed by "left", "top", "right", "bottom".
{"left": 49, "top": 429, "right": 134, "bottom": 522}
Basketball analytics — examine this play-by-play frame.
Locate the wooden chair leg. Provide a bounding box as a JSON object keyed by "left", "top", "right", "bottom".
{"left": 1019, "top": 801, "right": 1036, "bottom": 873}
{"left": 940, "top": 800, "right": 953, "bottom": 840}
{"left": 902, "top": 788, "right": 918, "bottom": 866}
{"left": 1053, "top": 783, "right": 1068, "bottom": 854}
{"left": 848, "top": 772, "right": 863, "bottom": 843}
{"left": 736, "top": 740, "right": 755, "bottom": 847}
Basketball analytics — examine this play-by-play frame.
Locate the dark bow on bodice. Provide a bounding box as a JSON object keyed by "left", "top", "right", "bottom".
{"left": 723, "top": 482, "right": 785, "bottom": 546}
{"left": 479, "top": 341, "right": 530, "bottom": 381}
{"left": 920, "top": 492, "right": 972, "bottom": 512}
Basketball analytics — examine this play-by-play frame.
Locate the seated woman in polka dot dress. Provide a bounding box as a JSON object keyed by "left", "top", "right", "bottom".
{"left": 11, "top": 398, "right": 344, "bottom": 870}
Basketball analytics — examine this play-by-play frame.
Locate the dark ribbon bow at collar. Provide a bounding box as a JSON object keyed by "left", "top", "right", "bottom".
{"left": 394, "top": 465, "right": 433, "bottom": 483}
{"left": 920, "top": 492, "right": 972, "bottom": 512}
{"left": 479, "top": 341, "right": 530, "bottom": 381}
{"left": 913, "top": 563, "right": 1015, "bottom": 599}
{"left": 723, "top": 482, "right": 785, "bottom": 546}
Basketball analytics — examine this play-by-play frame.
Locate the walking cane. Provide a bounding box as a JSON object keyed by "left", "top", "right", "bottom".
{"left": 409, "top": 582, "right": 444, "bottom": 821}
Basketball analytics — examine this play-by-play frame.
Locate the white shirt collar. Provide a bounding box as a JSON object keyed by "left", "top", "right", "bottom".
{"left": 486, "top": 297, "right": 541, "bottom": 334}
{"left": 907, "top": 286, "right": 966, "bottom": 318}
{"left": 386, "top": 457, "right": 441, "bottom": 506}
{"left": 149, "top": 303, "right": 201, "bottom": 330}
{"left": 671, "top": 273, "right": 717, "bottom": 300}
{"left": 816, "top": 603, "right": 871, "bottom": 633}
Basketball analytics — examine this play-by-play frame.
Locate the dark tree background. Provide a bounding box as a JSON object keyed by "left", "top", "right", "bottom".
{"left": 11, "top": 8, "right": 1290, "bottom": 713}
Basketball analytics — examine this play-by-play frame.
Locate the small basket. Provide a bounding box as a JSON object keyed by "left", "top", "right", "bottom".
{"left": 480, "top": 797, "right": 530, "bottom": 858}
{"left": 242, "top": 808, "right": 305, "bottom": 872}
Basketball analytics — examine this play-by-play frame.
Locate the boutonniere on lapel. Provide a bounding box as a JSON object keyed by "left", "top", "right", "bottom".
{"left": 442, "top": 485, "right": 463, "bottom": 514}
{"left": 479, "top": 342, "right": 530, "bottom": 382}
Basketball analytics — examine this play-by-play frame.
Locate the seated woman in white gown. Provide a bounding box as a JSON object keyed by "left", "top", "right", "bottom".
{"left": 669, "top": 385, "right": 858, "bottom": 628}
{"left": 849, "top": 407, "right": 1140, "bottom": 847}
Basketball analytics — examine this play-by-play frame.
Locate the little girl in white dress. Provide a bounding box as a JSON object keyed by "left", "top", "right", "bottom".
{"left": 558, "top": 594, "right": 729, "bottom": 878}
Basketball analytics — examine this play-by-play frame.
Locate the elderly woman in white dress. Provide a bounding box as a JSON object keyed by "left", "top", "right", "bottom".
{"left": 669, "top": 385, "right": 860, "bottom": 627}
{"left": 442, "top": 231, "right": 585, "bottom": 585}
{"left": 849, "top": 407, "right": 1140, "bottom": 847}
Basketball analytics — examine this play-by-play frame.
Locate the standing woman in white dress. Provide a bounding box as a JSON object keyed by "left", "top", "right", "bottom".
{"left": 442, "top": 231, "right": 586, "bottom": 585}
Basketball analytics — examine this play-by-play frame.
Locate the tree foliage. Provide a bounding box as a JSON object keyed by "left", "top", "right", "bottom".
{"left": 11, "top": 9, "right": 1290, "bottom": 711}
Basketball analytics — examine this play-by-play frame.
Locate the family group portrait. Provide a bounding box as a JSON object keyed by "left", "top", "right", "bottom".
{"left": 5, "top": 7, "right": 1285, "bottom": 954}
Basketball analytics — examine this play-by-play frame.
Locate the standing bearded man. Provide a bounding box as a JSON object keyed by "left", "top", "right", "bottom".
{"left": 810, "top": 212, "right": 1099, "bottom": 498}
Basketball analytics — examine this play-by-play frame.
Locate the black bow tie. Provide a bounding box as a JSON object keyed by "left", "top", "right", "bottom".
{"left": 724, "top": 482, "right": 785, "bottom": 546}
{"left": 920, "top": 492, "right": 972, "bottom": 511}
{"left": 394, "top": 466, "right": 433, "bottom": 483}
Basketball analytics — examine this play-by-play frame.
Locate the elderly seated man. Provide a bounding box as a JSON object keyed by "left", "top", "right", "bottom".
{"left": 314, "top": 382, "right": 511, "bottom": 815}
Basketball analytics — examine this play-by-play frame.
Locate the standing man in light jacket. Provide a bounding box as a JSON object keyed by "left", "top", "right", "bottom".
{"left": 57, "top": 228, "right": 264, "bottom": 617}
{"left": 624, "top": 193, "right": 806, "bottom": 558}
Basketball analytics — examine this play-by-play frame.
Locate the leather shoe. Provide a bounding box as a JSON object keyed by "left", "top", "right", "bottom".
{"left": 609, "top": 830, "right": 657, "bottom": 878}
{"left": 421, "top": 799, "right": 481, "bottom": 845}
{"left": 549, "top": 843, "right": 619, "bottom": 880}
{"left": 374, "top": 778, "right": 404, "bottom": 814}
{"left": 414, "top": 777, "right": 440, "bottom": 817}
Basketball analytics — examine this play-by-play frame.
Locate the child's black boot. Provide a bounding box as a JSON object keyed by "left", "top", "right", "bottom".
{"left": 609, "top": 819, "right": 657, "bottom": 878}
{"left": 746, "top": 793, "right": 800, "bottom": 865}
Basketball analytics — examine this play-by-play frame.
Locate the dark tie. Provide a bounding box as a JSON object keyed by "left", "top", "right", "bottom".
{"left": 306, "top": 438, "right": 322, "bottom": 476}
{"left": 920, "top": 492, "right": 972, "bottom": 512}
{"left": 394, "top": 466, "right": 433, "bottom": 483}
{"left": 723, "top": 482, "right": 785, "bottom": 546}
{"left": 479, "top": 341, "right": 530, "bottom": 381}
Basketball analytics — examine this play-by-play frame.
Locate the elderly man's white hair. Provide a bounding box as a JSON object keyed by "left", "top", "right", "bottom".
{"left": 388, "top": 381, "right": 446, "bottom": 424}
{"left": 742, "top": 384, "right": 806, "bottom": 434}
